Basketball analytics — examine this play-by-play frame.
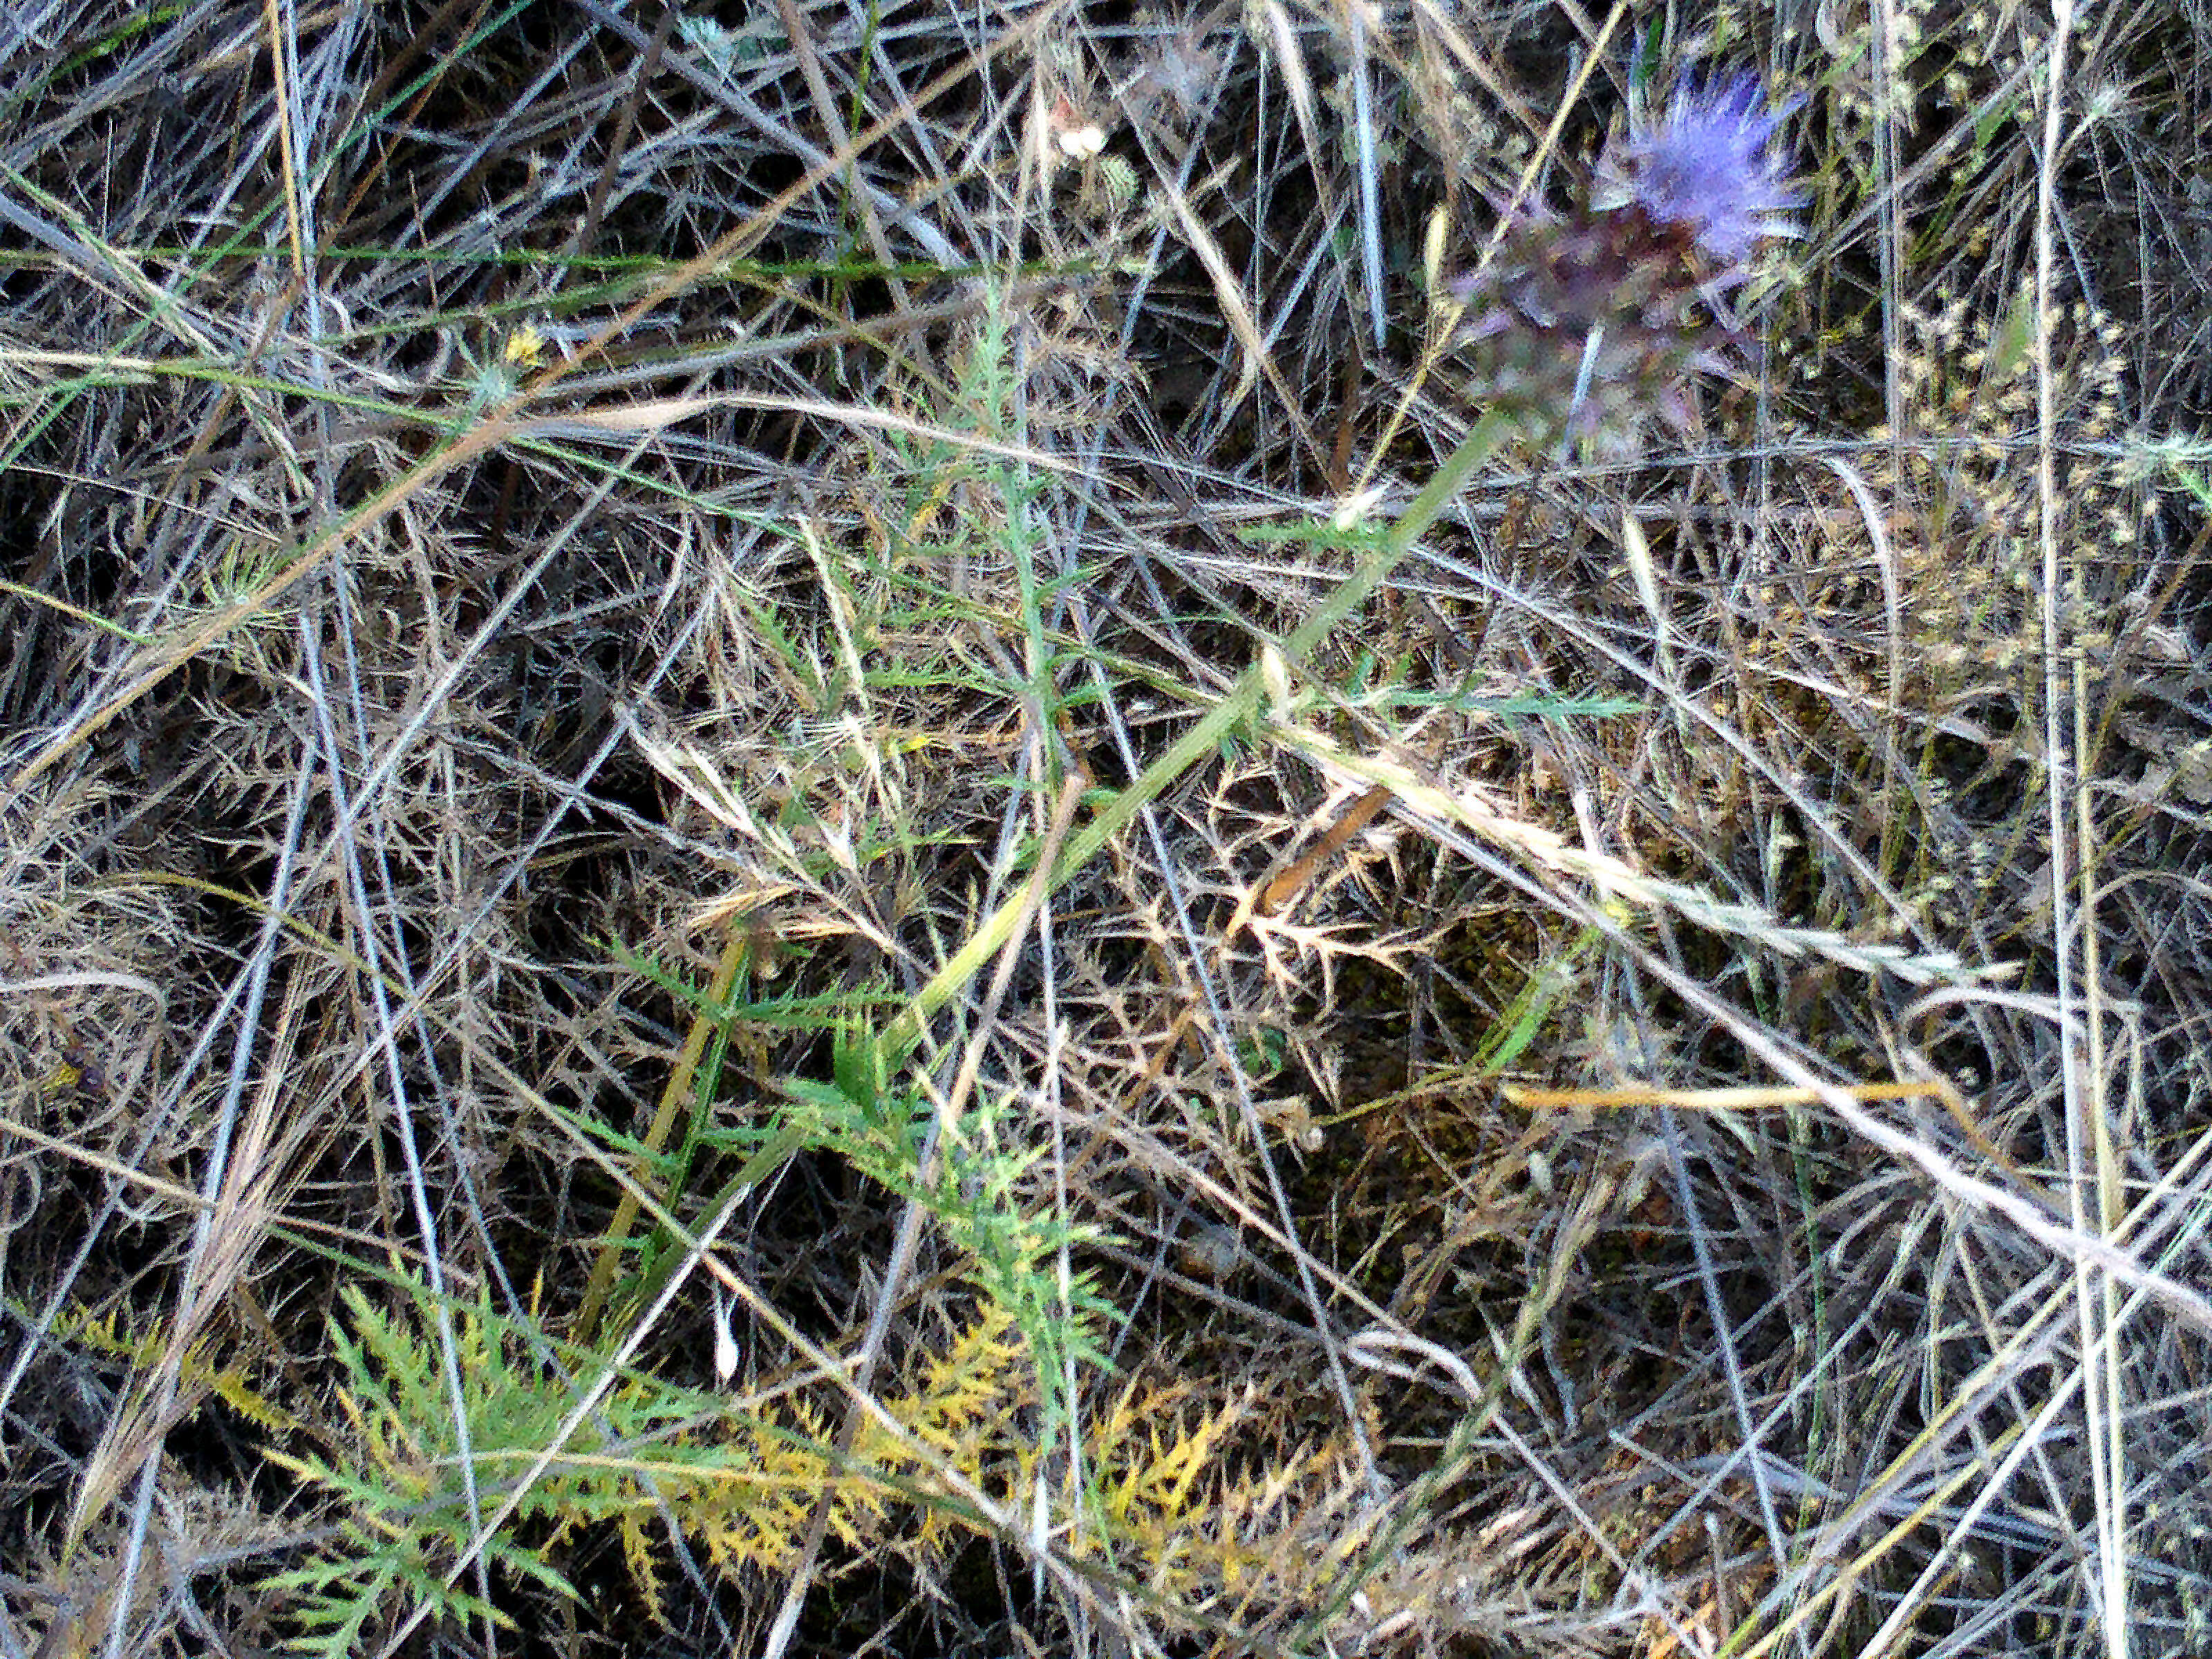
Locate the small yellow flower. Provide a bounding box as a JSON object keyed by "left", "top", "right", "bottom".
{"left": 502, "top": 324, "right": 546, "bottom": 368}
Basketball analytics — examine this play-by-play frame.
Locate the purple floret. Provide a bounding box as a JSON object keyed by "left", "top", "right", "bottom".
{"left": 1599, "top": 74, "right": 1803, "bottom": 268}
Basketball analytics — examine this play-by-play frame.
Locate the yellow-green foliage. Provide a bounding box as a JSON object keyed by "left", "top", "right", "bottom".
{"left": 626, "top": 1299, "right": 1037, "bottom": 1613}
{"left": 1077, "top": 1378, "right": 1372, "bottom": 1615}
{"left": 55, "top": 1302, "right": 294, "bottom": 1441}
{"left": 258, "top": 1281, "right": 1367, "bottom": 1645}
{"left": 261, "top": 1285, "right": 1042, "bottom": 1646}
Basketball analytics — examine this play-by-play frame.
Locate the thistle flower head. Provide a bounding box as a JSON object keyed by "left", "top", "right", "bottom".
{"left": 1443, "top": 66, "right": 1803, "bottom": 450}
{"left": 1596, "top": 73, "right": 1803, "bottom": 270}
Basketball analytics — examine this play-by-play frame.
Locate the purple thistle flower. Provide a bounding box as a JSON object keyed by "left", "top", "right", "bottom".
{"left": 1595, "top": 74, "right": 1803, "bottom": 272}
{"left": 1443, "top": 66, "right": 1802, "bottom": 449}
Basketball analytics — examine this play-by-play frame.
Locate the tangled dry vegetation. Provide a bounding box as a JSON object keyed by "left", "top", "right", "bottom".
{"left": 4, "top": 2, "right": 2211, "bottom": 1656}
